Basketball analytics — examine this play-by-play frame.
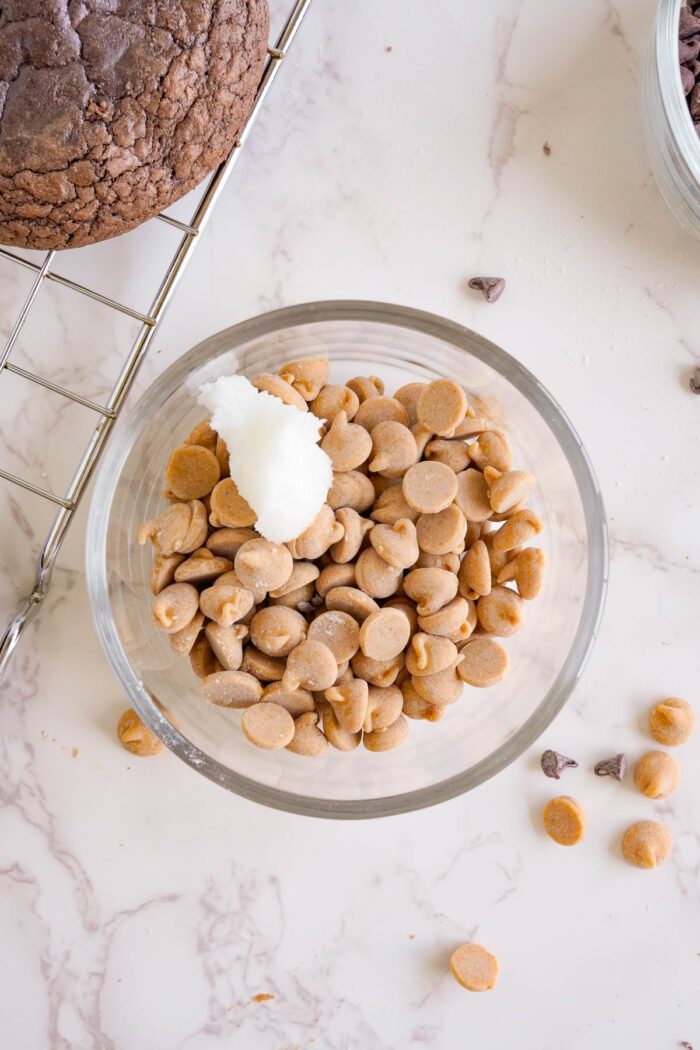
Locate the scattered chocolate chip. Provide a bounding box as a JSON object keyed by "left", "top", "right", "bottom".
{"left": 541, "top": 749, "right": 578, "bottom": 779}
{"left": 543, "top": 142, "right": 551, "bottom": 156}
{"left": 690, "top": 367, "right": 700, "bottom": 393}
{"left": 468, "top": 277, "right": 506, "bottom": 304}
{"left": 680, "top": 1042, "right": 694, "bottom": 1049}
{"left": 594, "top": 753, "right": 627, "bottom": 780}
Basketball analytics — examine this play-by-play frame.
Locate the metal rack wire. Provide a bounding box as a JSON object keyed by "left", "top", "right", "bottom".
{"left": 0, "top": 0, "right": 312, "bottom": 681}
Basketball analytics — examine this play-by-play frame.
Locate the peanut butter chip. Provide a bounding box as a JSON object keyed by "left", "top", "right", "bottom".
{"left": 242, "top": 703, "right": 296, "bottom": 750}
{"left": 346, "top": 374, "right": 384, "bottom": 402}
{"left": 251, "top": 373, "right": 309, "bottom": 412}
{"left": 205, "top": 623, "right": 248, "bottom": 671}
{"left": 405, "top": 633, "right": 458, "bottom": 676}
{"left": 170, "top": 610, "right": 204, "bottom": 655}
{"left": 316, "top": 562, "right": 357, "bottom": 596}
{"left": 250, "top": 607, "right": 307, "bottom": 657}
{"left": 364, "top": 687, "right": 404, "bottom": 731}
{"left": 206, "top": 527, "right": 258, "bottom": 560}
{"left": 486, "top": 468, "right": 534, "bottom": 513}
{"left": 354, "top": 395, "right": 409, "bottom": 431}
{"left": 117, "top": 708, "right": 163, "bottom": 756}
{"left": 476, "top": 586, "right": 525, "bottom": 637}
{"left": 364, "top": 713, "right": 409, "bottom": 751}
{"left": 152, "top": 583, "right": 199, "bottom": 634}
{"left": 209, "top": 478, "right": 257, "bottom": 528}
{"left": 323, "top": 706, "right": 362, "bottom": 751}
{"left": 634, "top": 751, "right": 681, "bottom": 799}
{"left": 359, "top": 608, "right": 411, "bottom": 660}
{"left": 401, "top": 678, "right": 447, "bottom": 721}
{"left": 621, "top": 821, "right": 672, "bottom": 868}
{"left": 543, "top": 796, "right": 587, "bottom": 845}
{"left": 371, "top": 483, "right": 420, "bottom": 524}
{"left": 174, "top": 551, "right": 233, "bottom": 584}
{"left": 150, "top": 553, "right": 185, "bottom": 594}
{"left": 402, "top": 461, "right": 458, "bottom": 514}
{"left": 235, "top": 539, "right": 294, "bottom": 594}
{"left": 308, "top": 611, "right": 361, "bottom": 662}
{"left": 468, "top": 430, "right": 512, "bottom": 472}
{"left": 351, "top": 651, "right": 404, "bottom": 688}
{"left": 457, "top": 638, "right": 509, "bottom": 687}
{"left": 417, "top": 596, "right": 471, "bottom": 638}
{"left": 189, "top": 635, "right": 219, "bottom": 678}
{"left": 490, "top": 509, "right": 543, "bottom": 553}
{"left": 284, "top": 640, "right": 338, "bottom": 692}
{"left": 278, "top": 357, "right": 329, "bottom": 401}
{"left": 648, "top": 698, "right": 695, "bottom": 746}
{"left": 200, "top": 670, "right": 263, "bottom": 708}
{"left": 310, "top": 384, "right": 360, "bottom": 422}
{"left": 411, "top": 664, "right": 463, "bottom": 703}
{"left": 288, "top": 505, "right": 344, "bottom": 560}
{"left": 320, "top": 411, "right": 373, "bottom": 471}
{"left": 394, "top": 382, "right": 427, "bottom": 426}
{"left": 369, "top": 519, "right": 420, "bottom": 569}
{"left": 403, "top": 567, "right": 458, "bottom": 616}
{"left": 138, "top": 503, "right": 195, "bottom": 555}
{"left": 450, "top": 943, "right": 499, "bottom": 992}
{"left": 496, "top": 547, "right": 545, "bottom": 599}
{"left": 417, "top": 379, "right": 468, "bottom": 436}
{"left": 459, "top": 539, "right": 491, "bottom": 598}
{"left": 286, "top": 711, "right": 328, "bottom": 756}
{"left": 165, "top": 444, "right": 221, "bottom": 500}
{"left": 241, "top": 647, "right": 287, "bottom": 682}
{"left": 330, "top": 507, "right": 373, "bottom": 563}
{"left": 355, "top": 548, "right": 403, "bottom": 599}
{"left": 453, "top": 469, "right": 493, "bottom": 522}
{"left": 424, "top": 438, "right": 471, "bottom": 474}
{"left": 262, "top": 682, "right": 315, "bottom": 718}
{"left": 199, "top": 584, "right": 254, "bottom": 627}
{"left": 327, "top": 470, "right": 376, "bottom": 512}
{"left": 325, "top": 586, "right": 379, "bottom": 623}
{"left": 416, "top": 505, "right": 467, "bottom": 555}
{"left": 184, "top": 418, "right": 217, "bottom": 453}
{"left": 325, "top": 679, "right": 369, "bottom": 733}
{"left": 369, "top": 421, "right": 418, "bottom": 477}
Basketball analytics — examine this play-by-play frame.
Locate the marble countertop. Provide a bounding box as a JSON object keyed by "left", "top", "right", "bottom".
{"left": 1, "top": 0, "right": 699, "bottom": 1047}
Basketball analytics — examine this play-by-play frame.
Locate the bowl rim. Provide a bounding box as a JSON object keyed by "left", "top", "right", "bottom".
{"left": 86, "top": 299, "right": 608, "bottom": 819}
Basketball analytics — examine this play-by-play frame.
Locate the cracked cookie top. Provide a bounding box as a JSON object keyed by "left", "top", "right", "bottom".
{"left": 0, "top": 0, "right": 269, "bottom": 249}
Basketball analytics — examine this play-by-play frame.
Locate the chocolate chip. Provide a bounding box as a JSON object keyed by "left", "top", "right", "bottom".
{"left": 680, "top": 7, "right": 700, "bottom": 37}
{"left": 691, "top": 367, "right": 700, "bottom": 393}
{"left": 594, "top": 753, "right": 627, "bottom": 780}
{"left": 682, "top": 64, "right": 696, "bottom": 94}
{"left": 541, "top": 749, "right": 578, "bottom": 779}
{"left": 679, "top": 35, "right": 700, "bottom": 62}
{"left": 691, "top": 83, "right": 700, "bottom": 117}
{"left": 468, "top": 277, "right": 506, "bottom": 304}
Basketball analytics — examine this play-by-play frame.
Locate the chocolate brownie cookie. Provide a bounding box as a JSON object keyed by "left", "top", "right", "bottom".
{"left": 0, "top": 0, "right": 269, "bottom": 250}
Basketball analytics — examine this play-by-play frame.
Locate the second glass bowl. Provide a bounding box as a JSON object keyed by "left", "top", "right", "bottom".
{"left": 87, "top": 301, "right": 607, "bottom": 818}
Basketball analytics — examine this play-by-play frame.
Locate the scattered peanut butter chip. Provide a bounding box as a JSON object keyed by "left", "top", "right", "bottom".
{"left": 648, "top": 697, "right": 695, "bottom": 746}
{"left": 621, "top": 820, "right": 672, "bottom": 869}
{"left": 450, "top": 943, "right": 499, "bottom": 991}
{"left": 242, "top": 702, "right": 295, "bottom": 750}
{"left": 634, "top": 751, "right": 681, "bottom": 799}
{"left": 543, "top": 796, "right": 587, "bottom": 845}
{"left": 467, "top": 276, "right": 505, "bottom": 303}
{"left": 117, "top": 708, "right": 163, "bottom": 756}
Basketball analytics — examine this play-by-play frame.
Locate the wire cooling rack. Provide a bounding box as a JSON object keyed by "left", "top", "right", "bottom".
{"left": 0, "top": 0, "right": 312, "bottom": 681}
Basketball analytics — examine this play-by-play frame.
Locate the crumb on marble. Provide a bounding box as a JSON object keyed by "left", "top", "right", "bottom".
{"left": 408, "top": 933, "right": 416, "bottom": 939}
{"left": 251, "top": 993, "right": 274, "bottom": 1004}
{"left": 543, "top": 142, "right": 551, "bottom": 156}
{"left": 385, "top": 45, "right": 393, "bottom": 52}
{"left": 71, "top": 747, "right": 79, "bottom": 758}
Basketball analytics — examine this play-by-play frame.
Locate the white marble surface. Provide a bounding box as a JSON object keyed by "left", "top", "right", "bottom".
{"left": 1, "top": 0, "right": 699, "bottom": 1046}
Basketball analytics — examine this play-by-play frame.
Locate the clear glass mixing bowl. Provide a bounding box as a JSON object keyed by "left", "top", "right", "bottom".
{"left": 86, "top": 301, "right": 608, "bottom": 818}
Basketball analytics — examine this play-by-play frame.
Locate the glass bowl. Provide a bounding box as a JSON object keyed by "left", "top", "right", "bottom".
{"left": 86, "top": 301, "right": 607, "bottom": 819}
{"left": 642, "top": 0, "right": 700, "bottom": 238}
